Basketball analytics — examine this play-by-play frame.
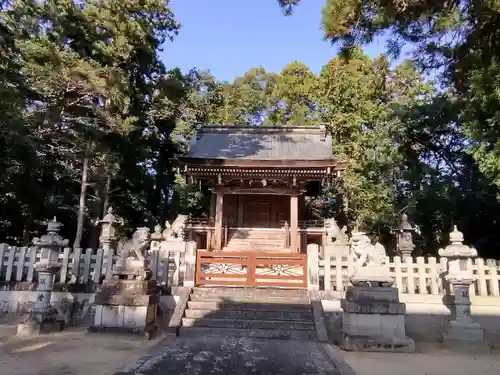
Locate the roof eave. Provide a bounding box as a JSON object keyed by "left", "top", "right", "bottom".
{"left": 174, "top": 156, "right": 347, "bottom": 170}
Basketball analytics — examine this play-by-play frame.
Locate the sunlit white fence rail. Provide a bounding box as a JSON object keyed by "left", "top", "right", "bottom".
{"left": 2, "top": 242, "right": 500, "bottom": 297}
{"left": 0, "top": 243, "right": 185, "bottom": 287}
{"left": 320, "top": 253, "right": 500, "bottom": 297}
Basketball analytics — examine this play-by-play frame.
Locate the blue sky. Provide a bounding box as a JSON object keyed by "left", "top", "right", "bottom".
{"left": 161, "top": 0, "right": 391, "bottom": 82}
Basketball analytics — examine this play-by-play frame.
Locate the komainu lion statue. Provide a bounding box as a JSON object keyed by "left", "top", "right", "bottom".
{"left": 113, "top": 227, "right": 152, "bottom": 280}
{"left": 117, "top": 227, "right": 150, "bottom": 260}
{"left": 349, "top": 231, "right": 393, "bottom": 287}
{"left": 324, "top": 217, "right": 348, "bottom": 245}
{"left": 162, "top": 215, "right": 188, "bottom": 241}
{"left": 350, "top": 232, "right": 388, "bottom": 268}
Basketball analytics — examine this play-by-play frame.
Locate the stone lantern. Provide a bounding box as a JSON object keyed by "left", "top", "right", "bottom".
{"left": 396, "top": 213, "right": 414, "bottom": 259}
{"left": 99, "top": 207, "right": 117, "bottom": 252}
{"left": 17, "top": 217, "right": 68, "bottom": 336}
{"left": 99, "top": 207, "right": 117, "bottom": 279}
{"left": 439, "top": 225, "right": 485, "bottom": 347}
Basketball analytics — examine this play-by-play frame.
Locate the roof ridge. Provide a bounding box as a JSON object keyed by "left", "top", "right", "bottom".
{"left": 196, "top": 124, "right": 326, "bottom": 134}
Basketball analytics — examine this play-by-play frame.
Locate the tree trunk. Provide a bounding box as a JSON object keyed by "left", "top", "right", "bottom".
{"left": 73, "top": 140, "right": 92, "bottom": 250}
{"left": 102, "top": 174, "right": 111, "bottom": 214}
{"left": 88, "top": 173, "right": 111, "bottom": 250}
{"left": 22, "top": 216, "right": 32, "bottom": 246}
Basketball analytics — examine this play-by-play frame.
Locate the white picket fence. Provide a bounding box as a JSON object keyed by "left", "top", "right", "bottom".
{"left": 0, "top": 243, "right": 185, "bottom": 287}
{"left": 2, "top": 242, "right": 500, "bottom": 297}
{"left": 320, "top": 254, "right": 500, "bottom": 297}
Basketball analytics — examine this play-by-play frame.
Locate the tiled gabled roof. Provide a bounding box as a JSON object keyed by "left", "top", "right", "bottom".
{"left": 187, "top": 125, "right": 333, "bottom": 160}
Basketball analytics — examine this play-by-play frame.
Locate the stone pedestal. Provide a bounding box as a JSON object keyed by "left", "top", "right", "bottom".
{"left": 90, "top": 279, "right": 158, "bottom": 339}
{"left": 443, "top": 278, "right": 487, "bottom": 351}
{"left": 340, "top": 286, "right": 415, "bottom": 352}
{"left": 349, "top": 265, "right": 395, "bottom": 287}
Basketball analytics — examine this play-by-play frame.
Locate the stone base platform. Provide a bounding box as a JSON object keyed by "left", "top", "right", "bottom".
{"left": 88, "top": 322, "right": 158, "bottom": 340}
{"left": 340, "top": 286, "right": 415, "bottom": 353}
{"left": 443, "top": 320, "right": 490, "bottom": 353}
{"left": 341, "top": 334, "right": 415, "bottom": 353}
{"left": 90, "top": 278, "right": 158, "bottom": 340}
{"left": 17, "top": 318, "right": 65, "bottom": 337}
{"left": 442, "top": 337, "right": 491, "bottom": 354}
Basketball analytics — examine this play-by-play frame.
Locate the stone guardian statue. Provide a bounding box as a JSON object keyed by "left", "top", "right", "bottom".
{"left": 349, "top": 231, "right": 394, "bottom": 287}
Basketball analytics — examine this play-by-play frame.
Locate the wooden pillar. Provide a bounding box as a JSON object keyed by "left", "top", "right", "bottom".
{"left": 206, "top": 230, "right": 212, "bottom": 251}
{"left": 290, "top": 194, "right": 299, "bottom": 253}
{"left": 209, "top": 192, "right": 216, "bottom": 220}
{"left": 215, "top": 192, "right": 224, "bottom": 250}
{"left": 237, "top": 195, "right": 245, "bottom": 227}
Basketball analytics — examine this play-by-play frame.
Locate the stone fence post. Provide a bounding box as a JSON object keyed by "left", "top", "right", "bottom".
{"left": 149, "top": 225, "right": 163, "bottom": 281}
{"left": 184, "top": 241, "right": 197, "bottom": 288}
{"left": 307, "top": 243, "right": 319, "bottom": 291}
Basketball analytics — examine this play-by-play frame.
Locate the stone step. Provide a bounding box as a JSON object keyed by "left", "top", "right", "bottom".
{"left": 225, "top": 244, "right": 284, "bottom": 247}
{"left": 229, "top": 235, "right": 285, "bottom": 240}
{"left": 221, "top": 250, "right": 292, "bottom": 254}
{"left": 184, "top": 308, "right": 313, "bottom": 321}
{"left": 226, "top": 239, "right": 284, "bottom": 244}
{"left": 226, "top": 240, "right": 285, "bottom": 247}
{"left": 223, "top": 247, "right": 285, "bottom": 251}
{"left": 222, "top": 248, "right": 288, "bottom": 252}
{"left": 225, "top": 243, "right": 285, "bottom": 247}
{"left": 178, "top": 326, "right": 317, "bottom": 341}
{"left": 187, "top": 300, "right": 312, "bottom": 312}
{"left": 221, "top": 250, "right": 290, "bottom": 254}
{"left": 189, "top": 293, "right": 309, "bottom": 304}
{"left": 230, "top": 230, "right": 284, "bottom": 235}
{"left": 191, "top": 287, "right": 309, "bottom": 299}
{"left": 182, "top": 317, "right": 315, "bottom": 331}
{"left": 227, "top": 237, "right": 284, "bottom": 241}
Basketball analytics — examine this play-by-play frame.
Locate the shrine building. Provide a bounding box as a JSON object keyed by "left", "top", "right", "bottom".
{"left": 175, "top": 125, "right": 346, "bottom": 254}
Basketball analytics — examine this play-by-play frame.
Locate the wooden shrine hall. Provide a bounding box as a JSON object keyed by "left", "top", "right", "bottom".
{"left": 175, "top": 125, "right": 346, "bottom": 254}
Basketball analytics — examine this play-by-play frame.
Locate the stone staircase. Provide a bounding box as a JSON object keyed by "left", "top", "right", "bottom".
{"left": 223, "top": 229, "right": 286, "bottom": 252}
{"left": 179, "top": 287, "right": 318, "bottom": 340}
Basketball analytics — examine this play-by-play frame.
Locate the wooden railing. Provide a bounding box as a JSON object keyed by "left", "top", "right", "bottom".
{"left": 186, "top": 218, "right": 214, "bottom": 227}
{"left": 280, "top": 219, "right": 325, "bottom": 229}
{"left": 195, "top": 250, "right": 307, "bottom": 288}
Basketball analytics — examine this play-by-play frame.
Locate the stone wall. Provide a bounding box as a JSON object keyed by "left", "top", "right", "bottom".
{"left": 321, "top": 294, "right": 500, "bottom": 347}
{"left": 0, "top": 289, "right": 179, "bottom": 326}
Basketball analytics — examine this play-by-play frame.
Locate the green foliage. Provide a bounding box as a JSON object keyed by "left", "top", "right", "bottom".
{"left": 173, "top": 172, "right": 207, "bottom": 216}
{"left": 277, "top": 0, "right": 500, "bottom": 258}
{"left": 267, "top": 61, "right": 318, "bottom": 125}
{"left": 3, "top": 0, "right": 500, "bottom": 258}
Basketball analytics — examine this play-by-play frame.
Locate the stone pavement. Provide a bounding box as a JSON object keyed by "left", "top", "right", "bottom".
{"left": 2, "top": 324, "right": 500, "bottom": 375}
{"left": 340, "top": 344, "right": 500, "bottom": 375}
{"left": 117, "top": 335, "right": 341, "bottom": 375}
{"left": 0, "top": 325, "right": 164, "bottom": 375}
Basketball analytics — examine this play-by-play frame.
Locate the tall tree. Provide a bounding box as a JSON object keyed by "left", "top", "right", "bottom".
{"left": 316, "top": 50, "right": 430, "bottom": 230}
{"left": 1, "top": 0, "right": 180, "bottom": 245}
{"left": 213, "top": 67, "right": 275, "bottom": 125}
{"left": 266, "top": 61, "right": 318, "bottom": 125}
{"left": 278, "top": 0, "right": 500, "bottom": 192}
